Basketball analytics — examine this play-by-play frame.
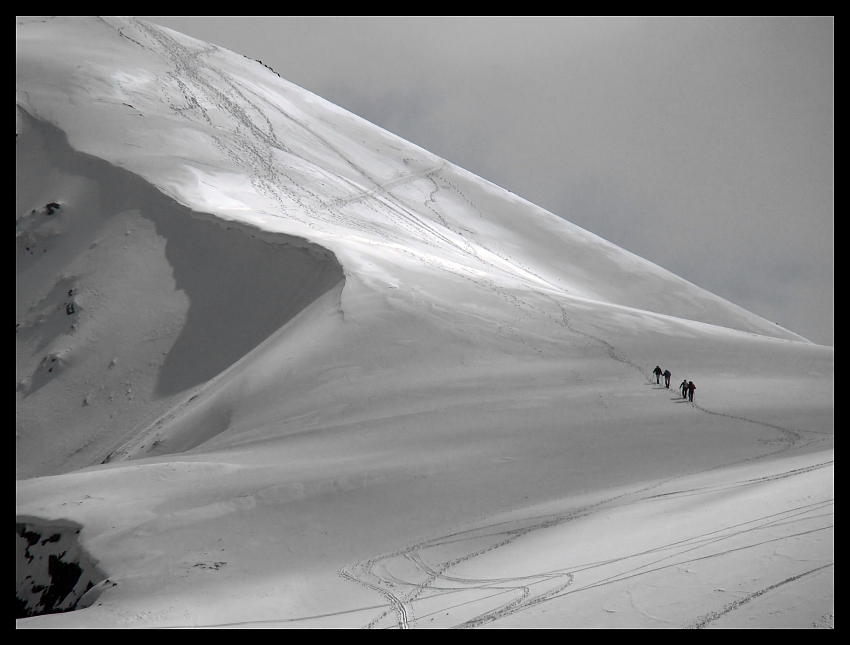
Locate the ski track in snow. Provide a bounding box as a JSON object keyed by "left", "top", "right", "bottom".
{"left": 28, "top": 21, "right": 831, "bottom": 628}
{"left": 84, "top": 19, "right": 582, "bottom": 469}
{"left": 684, "top": 562, "right": 834, "bottom": 629}
{"left": 333, "top": 312, "right": 829, "bottom": 629}
{"left": 332, "top": 462, "right": 833, "bottom": 629}
{"left": 116, "top": 22, "right": 578, "bottom": 336}
{"left": 114, "top": 20, "right": 819, "bottom": 380}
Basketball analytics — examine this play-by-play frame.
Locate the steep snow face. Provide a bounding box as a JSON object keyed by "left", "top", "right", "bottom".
{"left": 16, "top": 18, "right": 831, "bottom": 629}
{"left": 16, "top": 17, "right": 805, "bottom": 341}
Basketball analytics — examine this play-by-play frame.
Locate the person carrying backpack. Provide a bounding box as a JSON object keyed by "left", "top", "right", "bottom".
{"left": 687, "top": 381, "right": 696, "bottom": 402}
{"left": 653, "top": 366, "right": 662, "bottom": 384}
{"left": 680, "top": 379, "right": 689, "bottom": 399}
{"left": 663, "top": 369, "right": 672, "bottom": 388}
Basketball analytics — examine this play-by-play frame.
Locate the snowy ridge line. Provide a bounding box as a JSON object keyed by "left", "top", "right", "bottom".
{"left": 134, "top": 15, "right": 469, "bottom": 254}
{"left": 391, "top": 165, "right": 567, "bottom": 293}
{"left": 97, "top": 20, "right": 812, "bottom": 346}
{"left": 339, "top": 450, "right": 832, "bottom": 627}
{"left": 98, "top": 381, "right": 207, "bottom": 465}
{"left": 422, "top": 171, "right": 564, "bottom": 291}
{"left": 434, "top": 158, "right": 811, "bottom": 345}
{"left": 124, "top": 20, "right": 513, "bottom": 268}
{"left": 97, "top": 273, "right": 344, "bottom": 465}
{"left": 114, "top": 20, "right": 710, "bottom": 328}
{"left": 401, "top": 158, "right": 808, "bottom": 343}
{"left": 122, "top": 20, "right": 347, "bottom": 231}
{"left": 685, "top": 562, "right": 834, "bottom": 629}
{"left": 25, "top": 19, "right": 809, "bottom": 346}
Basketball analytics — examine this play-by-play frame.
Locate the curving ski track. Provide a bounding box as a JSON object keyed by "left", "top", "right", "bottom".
{"left": 338, "top": 463, "right": 832, "bottom": 628}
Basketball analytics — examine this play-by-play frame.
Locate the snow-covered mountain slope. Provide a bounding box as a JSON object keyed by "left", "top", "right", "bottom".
{"left": 17, "top": 17, "right": 832, "bottom": 628}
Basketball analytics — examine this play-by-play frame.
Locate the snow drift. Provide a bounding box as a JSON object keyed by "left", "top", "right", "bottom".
{"left": 16, "top": 17, "right": 832, "bottom": 628}
{"left": 17, "top": 109, "right": 344, "bottom": 477}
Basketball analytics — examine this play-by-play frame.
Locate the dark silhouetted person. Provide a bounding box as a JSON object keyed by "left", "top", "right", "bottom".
{"left": 653, "top": 366, "right": 662, "bottom": 384}
{"left": 663, "top": 369, "right": 671, "bottom": 388}
{"left": 680, "top": 379, "right": 689, "bottom": 399}
{"left": 687, "top": 381, "right": 696, "bottom": 402}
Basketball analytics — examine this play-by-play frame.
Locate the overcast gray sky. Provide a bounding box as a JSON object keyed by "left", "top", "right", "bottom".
{"left": 143, "top": 17, "right": 833, "bottom": 346}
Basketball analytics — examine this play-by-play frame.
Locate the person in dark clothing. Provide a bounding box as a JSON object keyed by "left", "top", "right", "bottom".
{"left": 687, "top": 381, "right": 696, "bottom": 402}
{"left": 680, "top": 379, "right": 689, "bottom": 399}
{"left": 663, "top": 369, "right": 671, "bottom": 388}
{"left": 653, "top": 366, "right": 662, "bottom": 384}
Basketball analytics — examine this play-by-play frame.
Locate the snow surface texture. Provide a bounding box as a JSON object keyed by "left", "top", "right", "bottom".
{"left": 16, "top": 17, "right": 832, "bottom": 628}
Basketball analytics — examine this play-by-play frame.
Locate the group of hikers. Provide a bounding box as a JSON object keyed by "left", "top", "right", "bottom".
{"left": 653, "top": 365, "right": 696, "bottom": 402}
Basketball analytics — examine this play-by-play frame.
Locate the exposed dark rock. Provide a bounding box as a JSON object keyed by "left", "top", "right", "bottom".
{"left": 15, "top": 518, "right": 107, "bottom": 619}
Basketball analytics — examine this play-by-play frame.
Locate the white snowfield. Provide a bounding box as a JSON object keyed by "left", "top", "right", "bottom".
{"left": 16, "top": 17, "right": 833, "bottom": 628}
